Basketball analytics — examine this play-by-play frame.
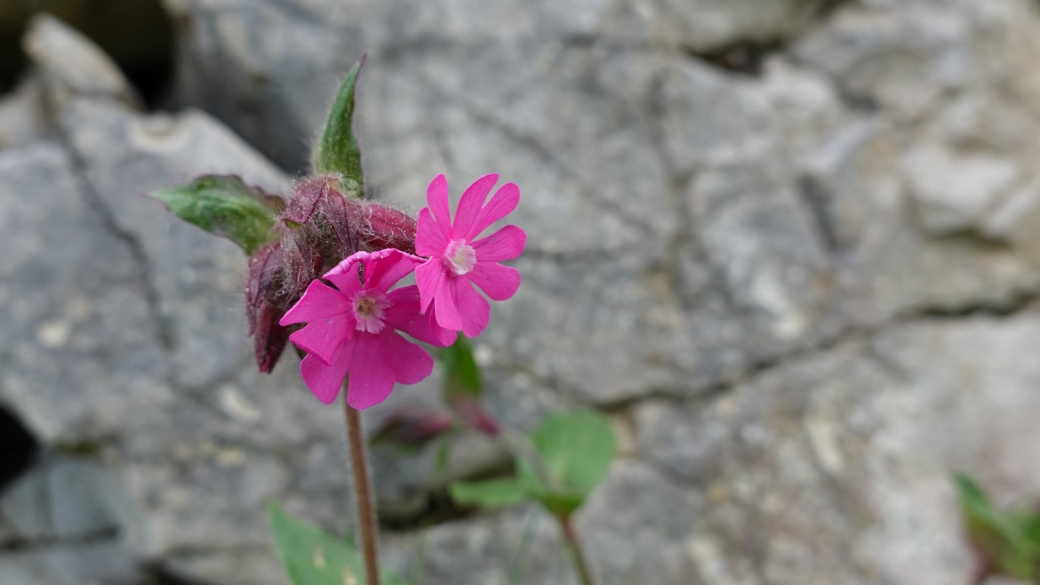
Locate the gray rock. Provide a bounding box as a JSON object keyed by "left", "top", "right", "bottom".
{"left": 902, "top": 145, "right": 1018, "bottom": 236}
{"left": 22, "top": 14, "right": 140, "bottom": 109}
{"left": 0, "top": 454, "right": 144, "bottom": 585}
{"left": 4, "top": 0, "right": 1040, "bottom": 584}
{"left": 0, "top": 76, "right": 48, "bottom": 151}
{"left": 612, "top": 0, "right": 832, "bottom": 52}
{"left": 164, "top": 0, "right": 834, "bottom": 172}
{"left": 636, "top": 314, "right": 1040, "bottom": 585}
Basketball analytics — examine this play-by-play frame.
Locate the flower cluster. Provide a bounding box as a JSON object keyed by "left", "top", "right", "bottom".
{"left": 279, "top": 174, "right": 525, "bottom": 409}
{"left": 244, "top": 175, "right": 419, "bottom": 373}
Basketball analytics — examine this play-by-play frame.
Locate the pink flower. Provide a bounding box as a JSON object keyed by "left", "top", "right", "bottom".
{"left": 415, "top": 174, "right": 526, "bottom": 337}
{"left": 279, "top": 248, "right": 456, "bottom": 409}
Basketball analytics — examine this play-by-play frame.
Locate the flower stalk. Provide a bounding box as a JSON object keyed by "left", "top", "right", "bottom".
{"left": 560, "top": 516, "right": 596, "bottom": 585}
{"left": 344, "top": 387, "right": 381, "bottom": 585}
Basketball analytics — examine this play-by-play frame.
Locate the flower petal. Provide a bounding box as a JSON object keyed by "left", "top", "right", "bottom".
{"left": 345, "top": 334, "right": 396, "bottom": 410}
{"left": 416, "top": 207, "right": 450, "bottom": 256}
{"left": 300, "top": 337, "right": 355, "bottom": 404}
{"left": 466, "top": 182, "right": 520, "bottom": 240}
{"left": 452, "top": 174, "right": 498, "bottom": 239}
{"left": 455, "top": 279, "right": 491, "bottom": 338}
{"left": 472, "top": 225, "right": 526, "bottom": 262}
{"left": 427, "top": 174, "right": 451, "bottom": 228}
{"left": 287, "top": 311, "right": 353, "bottom": 365}
{"left": 323, "top": 253, "right": 365, "bottom": 297}
{"left": 385, "top": 332, "right": 434, "bottom": 385}
{"left": 428, "top": 308, "right": 459, "bottom": 346}
{"left": 385, "top": 286, "right": 457, "bottom": 347}
{"left": 279, "top": 279, "right": 351, "bottom": 326}
{"left": 415, "top": 259, "right": 444, "bottom": 314}
{"left": 362, "top": 248, "right": 421, "bottom": 292}
{"left": 434, "top": 274, "right": 463, "bottom": 331}
{"left": 469, "top": 262, "right": 521, "bottom": 301}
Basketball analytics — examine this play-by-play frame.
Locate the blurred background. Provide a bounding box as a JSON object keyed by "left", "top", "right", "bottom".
{"left": 3, "top": 0, "right": 1040, "bottom": 583}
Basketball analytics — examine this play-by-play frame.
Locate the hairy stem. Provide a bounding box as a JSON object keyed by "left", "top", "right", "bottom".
{"left": 345, "top": 394, "right": 381, "bottom": 585}
{"left": 560, "top": 516, "right": 596, "bottom": 585}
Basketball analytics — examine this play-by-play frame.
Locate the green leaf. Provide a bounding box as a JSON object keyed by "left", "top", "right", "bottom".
{"left": 448, "top": 411, "right": 617, "bottom": 519}
{"left": 268, "top": 502, "right": 407, "bottom": 585}
{"left": 1020, "top": 515, "right": 1040, "bottom": 546}
{"left": 312, "top": 55, "right": 366, "bottom": 191}
{"left": 956, "top": 475, "right": 992, "bottom": 512}
{"left": 151, "top": 175, "right": 281, "bottom": 255}
{"left": 955, "top": 475, "right": 1040, "bottom": 580}
{"left": 957, "top": 475, "right": 1009, "bottom": 552}
{"left": 439, "top": 337, "right": 483, "bottom": 400}
{"left": 531, "top": 410, "right": 616, "bottom": 499}
{"left": 450, "top": 478, "right": 530, "bottom": 509}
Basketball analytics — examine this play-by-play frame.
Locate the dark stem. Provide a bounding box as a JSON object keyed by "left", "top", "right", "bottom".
{"left": 560, "top": 516, "right": 596, "bottom": 585}
{"left": 345, "top": 395, "right": 381, "bottom": 585}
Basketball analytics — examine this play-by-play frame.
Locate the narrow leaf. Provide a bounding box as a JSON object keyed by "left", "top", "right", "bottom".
{"left": 440, "top": 336, "right": 483, "bottom": 400}
{"left": 268, "top": 502, "right": 407, "bottom": 585}
{"left": 450, "top": 478, "right": 529, "bottom": 509}
{"left": 313, "top": 55, "right": 366, "bottom": 191}
{"left": 151, "top": 175, "right": 282, "bottom": 254}
{"left": 955, "top": 475, "right": 1040, "bottom": 580}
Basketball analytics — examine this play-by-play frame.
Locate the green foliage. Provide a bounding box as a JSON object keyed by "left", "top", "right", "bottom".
{"left": 450, "top": 477, "right": 529, "bottom": 508}
{"left": 312, "top": 56, "right": 365, "bottom": 192}
{"left": 150, "top": 175, "right": 281, "bottom": 255}
{"left": 450, "top": 410, "right": 616, "bottom": 520}
{"left": 531, "top": 410, "right": 616, "bottom": 499}
{"left": 439, "top": 336, "right": 483, "bottom": 400}
{"left": 955, "top": 474, "right": 1040, "bottom": 580}
{"left": 268, "top": 502, "right": 407, "bottom": 585}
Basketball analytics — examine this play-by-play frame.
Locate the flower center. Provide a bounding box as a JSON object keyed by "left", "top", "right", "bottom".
{"left": 351, "top": 289, "right": 391, "bottom": 334}
{"left": 442, "top": 239, "right": 477, "bottom": 276}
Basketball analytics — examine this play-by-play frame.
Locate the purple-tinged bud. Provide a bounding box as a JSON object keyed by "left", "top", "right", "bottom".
{"left": 281, "top": 176, "right": 337, "bottom": 226}
{"left": 253, "top": 301, "right": 290, "bottom": 374}
{"left": 361, "top": 203, "right": 417, "bottom": 255}
{"left": 370, "top": 406, "right": 455, "bottom": 449}
{"left": 245, "top": 242, "right": 283, "bottom": 322}
{"left": 448, "top": 397, "right": 501, "bottom": 437}
{"left": 244, "top": 242, "right": 292, "bottom": 372}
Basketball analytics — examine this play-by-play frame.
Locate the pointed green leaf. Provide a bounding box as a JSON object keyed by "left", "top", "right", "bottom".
{"left": 957, "top": 474, "right": 1010, "bottom": 551}
{"left": 955, "top": 475, "right": 1040, "bottom": 580}
{"left": 439, "top": 336, "right": 483, "bottom": 400}
{"left": 151, "top": 175, "right": 281, "bottom": 254}
{"left": 450, "top": 478, "right": 529, "bottom": 509}
{"left": 956, "top": 475, "right": 992, "bottom": 512}
{"left": 312, "top": 56, "right": 366, "bottom": 192}
{"left": 531, "top": 410, "right": 616, "bottom": 499}
{"left": 268, "top": 502, "right": 407, "bottom": 585}
{"left": 1020, "top": 515, "right": 1040, "bottom": 546}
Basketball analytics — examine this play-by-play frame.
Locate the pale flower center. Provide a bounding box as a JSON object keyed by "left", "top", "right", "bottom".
{"left": 442, "top": 238, "right": 477, "bottom": 276}
{"left": 351, "top": 289, "right": 391, "bottom": 333}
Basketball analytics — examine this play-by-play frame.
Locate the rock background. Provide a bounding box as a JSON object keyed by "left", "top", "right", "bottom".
{"left": 2, "top": 1, "right": 1040, "bottom": 584}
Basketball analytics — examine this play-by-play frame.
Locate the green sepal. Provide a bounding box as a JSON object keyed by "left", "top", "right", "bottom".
{"left": 150, "top": 175, "right": 282, "bottom": 254}
{"left": 312, "top": 55, "right": 366, "bottom": 193}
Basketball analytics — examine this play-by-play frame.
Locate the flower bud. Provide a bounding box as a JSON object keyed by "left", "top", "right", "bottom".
{"left": 361, "top": 203, "right": 417, "bottom": 255}
{"left": 448, "top": 396, "right": 501, "bottom": 437}
{"left": 370, "top": 406, "right": 455, "bottom": 449}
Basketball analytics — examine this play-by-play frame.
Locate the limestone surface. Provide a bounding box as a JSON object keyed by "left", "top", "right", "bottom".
{"left": 4, "top": 1, "right": 1040, "bottom": 584}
